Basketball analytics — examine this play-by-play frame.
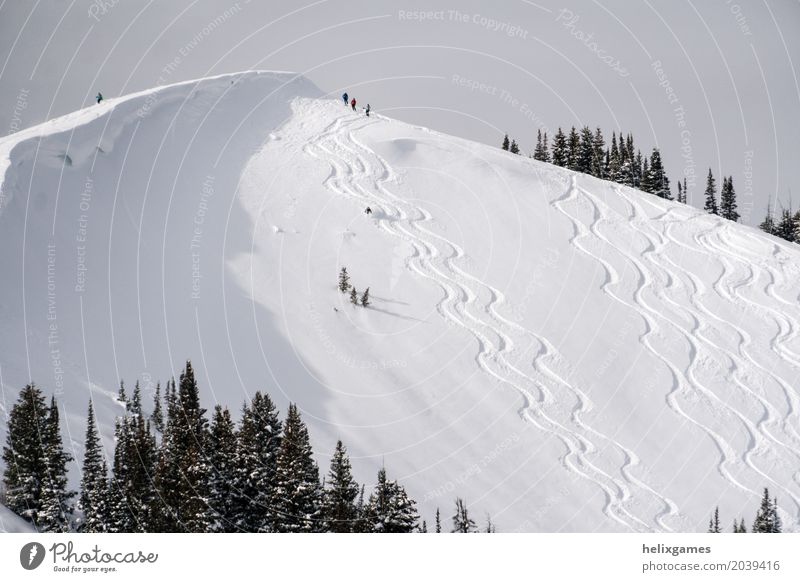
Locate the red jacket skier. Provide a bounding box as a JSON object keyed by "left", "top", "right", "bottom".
{"left": 351, "top": 98, "right": 356, "bottom": 111}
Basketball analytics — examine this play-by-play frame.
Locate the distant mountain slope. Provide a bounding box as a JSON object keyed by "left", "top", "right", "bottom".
{"left": 1, "top": 71, "right": 798, "bottom": 532}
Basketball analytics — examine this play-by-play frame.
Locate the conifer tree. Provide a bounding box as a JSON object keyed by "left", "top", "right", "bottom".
{"left": 118, "top": 381, "right": 128, "bottom": 409}
{"left": 608, "top": 132, "right": 621, "bottom": 182}
{"left": 109, "top": 412, "right": 156, "bottom": 532}
{"left": 322, "top": 440, "right": 360, "bottom": 532}
{"left": 338, "top": 267, "right": 351, "bottom": 293}
{"left": 151, "top": 383, "right": 164, "bottom": 433}
{"left": 130, "top": 381, "right": 142, "bottom": 416}
{"left": 350, "top": 287, "right": 359, "bottom": 306}
{"left": 501, "top": 134, "right": 509, "bottom": 151}
{"left": 485, "top": 514, "right": 496, "bottom": 533}
{"left": 792, "top": 210, "right": 800, "bottom": 242}
{"left": 541, "top": 131, "right": 550, "bottom": 163}
{"left": 153, "top": 361, "right": 210, "bottom": 532}
{"left": 421, "top": 520, "right": 427, "bottom": 533}
{"left": 273, "top": 403, "right": 322, "bottom": 532}
{"left": 733, "top": 518, "right": 747, "bottom": 533}
{"left": 2, "top": 384, "right": 49, "bottom": 527}
{"left": 576, "top": 126, "right": 594, "bottom": 175}
{"left": 233, "top": 391, "right": 282, "bottom": 532}
{"left": 567, "top": 127, "right": 580, "bottom": 171}
{"left": 352, "top": 484, "right": 367, "bottom": 533}
{"left": 79, "top": 400, "right": 109, "bottom": 532}
{"left": 451, "top": 497, "right": 477, "bottom": 533}
{"left": 509, "top": 140, "right": 520, "bottom": 155}
{"left": 760, "top": 203, "right": 776, "bottom": 235}
{"left": 207, "top": 405, "right": 238, "bottom": 532}
{"left": 703, "top": 169, "right": 718, "bottom": 215}
{"left": 533, "top": 129, "right": 547, "bottom": 161}
{"left": 360, "top": 287, "right": 370, "bottom": 308}
{"left": 37, "top": 397, "right": 75, "bottom": 532}
{"left": 752, "top": 488, "right": 780, "bottom": 533}
{"left": 720, "top": 176, "right": 740, "bottom": 222}
{"left": 648, "top": 149, "right": 672, "bottom": 199}
{"left": 707, "top": 506, "right": 721, "bottom": 533}
{"left": 677, "top": 180, "right": 684, "bottom": 204}
{"left": 592, "top": 127, "right": 605, "bottom": 178}
{"left": 683, "top": 178, "right": 688, "bottom": 204}
{"left": 551, "top": 128, "right": 567, "bottom": 167}
{"left": 435, "top": 507, "right": 442, "bottom": 533}
{"left": 640, "top": 157, "right": 651, "bottom": 193}
{"left": 776, "top": 208, "right": 795, "bottom": 242}
{"left": 365, "top": 467, "right": 418, "bottom": 533}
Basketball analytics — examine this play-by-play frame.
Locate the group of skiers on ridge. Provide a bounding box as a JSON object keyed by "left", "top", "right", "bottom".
{"left": 342, "top": 92, "right": 370, "bottom": 117}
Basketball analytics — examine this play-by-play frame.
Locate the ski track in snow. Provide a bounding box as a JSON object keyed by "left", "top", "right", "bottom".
{"left": 299, "top": 108, "right": 686, "bottom": 532}
{"left": 551, "top": 175, "right": 800, "bottom": 527}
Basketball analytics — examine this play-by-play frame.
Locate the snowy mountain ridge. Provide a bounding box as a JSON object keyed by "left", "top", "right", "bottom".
{"left": 1, "top": 70, "right": 799, "bottom": 533}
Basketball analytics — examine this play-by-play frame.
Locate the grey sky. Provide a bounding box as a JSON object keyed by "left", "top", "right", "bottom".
{"left": 1, "top": 0, "right": 798, "bottom": 225}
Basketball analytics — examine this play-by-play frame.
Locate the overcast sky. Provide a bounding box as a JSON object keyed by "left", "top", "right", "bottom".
{"left": 1, "top": 0, "right": 798, "bottom": 225}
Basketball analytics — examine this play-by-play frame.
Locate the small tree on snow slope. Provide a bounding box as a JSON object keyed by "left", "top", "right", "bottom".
{"left": 349, "top": 287, "right": 359, "bottom": 306}
{"left": 338, "top": 267, "right": 351, "bottom": 293}
{"left": 360, "top": 287, "right": 370, "bottom": 308}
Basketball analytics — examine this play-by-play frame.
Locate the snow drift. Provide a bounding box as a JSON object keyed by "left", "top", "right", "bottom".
{"left": 1, "top": 70, "right": 799, "bottom": 532}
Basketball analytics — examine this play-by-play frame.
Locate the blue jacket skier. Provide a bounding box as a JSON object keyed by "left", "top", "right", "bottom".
{"left": 365, "top": 104, "right": 371, "bottom": 117}
{"left": 342, "top": 92, "right": 348, "bottom": 105}
{"left": 96, "top": 92, "right": 103, "bottom": 104}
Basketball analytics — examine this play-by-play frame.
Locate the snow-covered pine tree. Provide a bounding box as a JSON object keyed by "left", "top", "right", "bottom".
{"left": 273, "top": 403, "right": 322, "bottom": 532}
{"left": 79, "top": 400, "right": 109, "bottom": 532}
{"left": 533, "top": 130, "right": 547, "bottom": 161}
{"left": 37, "top": 397, "right": 75, "bottom": 532}
{"left": 592, "top": 127, "right": 605, "bottom": 178}
{"left": 365, "top": 467, "right": 418, "bottom": 533}
{"left": 322, "top": 440, "right": 360, "bottom": 532}
{"left": 2, "top": 384, "right": 49, "bottom": 526}
{"left": 633, "top": 150, "right": 644, "bottom": 189}
{"left": 435, "top": 507, "right": 441, "bottom": 533}
{"left": 752, "top": 488, "right": 779, "bottom": 533}
{"left": 792, "top": 211, "right": 800, "bottom": 242}
{"left": 648, "top": 149, "right": 672, "bottom": 199}
{"left": 485, "top": 513, "right": 496, "bottom": 533}
{"left": 130, "top": 381, "right": 142, "bottom": 416}
{"left": 151, "top": 382, "right": 164, "bottom": 433}
{"left": 683, "top": 178, "right": 688, "bottom": 204}
{"left": 677, "top": 180, "right": 684, "bottom": 204}
{"left": 576, "top": 126, "right": 594, "bottom": 175}
{"left": 707, "top": 506, "right": 721, "bottom": 533}
{"left": 541, "top": 132, "right": 550, "bottom": 163}
{"left": 776, "top": 207, "right": 795, "bottom": 242}
{"left": 567, "top": 127, "right": 580, "bottom": 171}
{"left": 350, "top": 286, "right": 359, "bottom": 306}
{"left": 360, "top": 287, "right": 370, "bottom": 308}
{"left": 207, "top": 405, "right": 238, "bottom": 532}
{"left": 451, "top": 498, "right": 477, "bottom": 533}
{"left": 338, "top": 267, "right": 350, "bottom": 293}
{"left": 109, "top": 411, "right": 156, "bottom": 532}
{"left": 720, "top": 176, "right": 740, "bottom": 222}
{"left": 734, "top": 518, "right": 747, "bottom": 533}
{"left": 118, "top": 381, "right": 128, "bottom": 409}
{"left": 232, "top": 391, "right": 282, "bottom": 532}
{"left": 759, "top": 203, "right": 776, "bottom": 235}
{"left": 551, "top": 128, "right": 567, "bottom": 167}
{"left": 509, "top": 140, "right": 520, "bottom": 154}
{"left": 153, "top": 361, "right": 210, "bottom": 532}
{"left": 640, "top": 157, "right": 651, "bottom": 193}
{"left": 703, "top": 169, "right": 718, "bottom": 215}
{"left": 608, "top": 132, "right": 621, "bottom": 182}
{"left": 352, "top": 484, "right": 367, "bottom": 532}
{"left": 421, "top": 520, "right": 427, "bottom": 533}
{"left": 501, "top": 134, "right": 509, "bottom": 151}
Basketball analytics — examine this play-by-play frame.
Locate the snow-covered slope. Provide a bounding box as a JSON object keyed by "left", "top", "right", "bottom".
{"left": 1, "top": 71, "right": 799, "bottom": 532}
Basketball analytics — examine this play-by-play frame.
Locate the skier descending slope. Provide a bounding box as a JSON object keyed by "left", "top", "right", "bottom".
{"left": 342, "top": 92, "right": 348, "bottom": 105}
{"left": 365, "top": 104, "right": 371, "bottom": 117}
{"left": 96, "top": 92, "right": 103, "bottom": 104}
{"left": 351, "top": 97, "right": 356, "bottom": 111}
